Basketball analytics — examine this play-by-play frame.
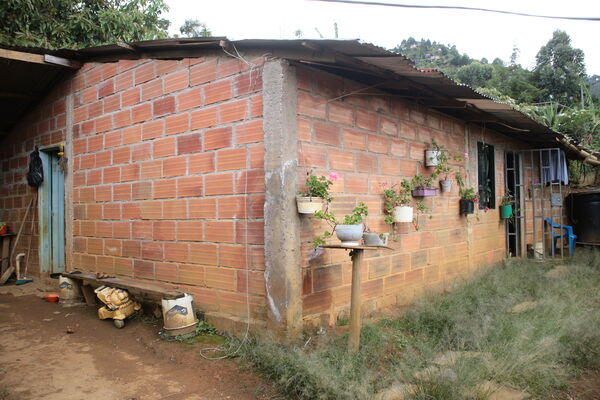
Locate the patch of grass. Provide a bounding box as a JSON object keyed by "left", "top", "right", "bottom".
{"left": 238, "top": 249, "right": 600, "bottom": 399}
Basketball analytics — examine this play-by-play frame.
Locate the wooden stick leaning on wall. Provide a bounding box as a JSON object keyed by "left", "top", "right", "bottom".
{"left": 0, "top": 195, "right": 35, "bottom": 284}
{"left": 23, "top": 192, "right": 38, "bottom": 280}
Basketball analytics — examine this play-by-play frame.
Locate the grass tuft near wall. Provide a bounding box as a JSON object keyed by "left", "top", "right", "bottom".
{"left": 237, "top": 249, "right": 600, "bottom": 399}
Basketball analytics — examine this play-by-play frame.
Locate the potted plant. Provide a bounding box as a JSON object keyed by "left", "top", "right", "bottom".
{"left": 500, "top": 191, "right": 513, "bottom": 219}
{"left": 433, "top": 143, "right": 466, "bottom": 193}
{"left": 383, "top": 179, "right": 414, "bottom": 223}
{"left": 412, "top": 174, "right": 438, "bottom": 197}
{"left": 425, "top": 139, "right": 442, "bottom": 167}
{"left": 456, "top": 173, "right": 478, "bottom": 215}
{"left": 313, "top": 202, "right": 369, "bottom": 247}
{"left": 297, "top": 172, "right": 334, "bottom": 214}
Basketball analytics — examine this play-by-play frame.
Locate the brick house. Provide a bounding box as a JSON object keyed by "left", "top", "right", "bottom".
{"left": 0, "top": 38, "right": 580, "bottom": 337}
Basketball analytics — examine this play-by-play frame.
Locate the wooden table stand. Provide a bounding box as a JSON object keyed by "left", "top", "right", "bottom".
{"left": 321, "top": 245, "right": 392, "bottom": 352}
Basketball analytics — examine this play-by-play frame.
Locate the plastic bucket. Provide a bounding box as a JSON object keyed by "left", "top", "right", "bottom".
{"left": 500, "top": 205, "right": 513, "bottom": 219}
{"left": 460, "top": 199, "right": 474, "bottom": 215}
{"left": 162, "top": 294, "right": 199, "bottom": 337}
{"left": 393, "top": 206, "right": 413, "bottom": 223}
{"left": 59, "top": 276, "right": 82, "bottom": 306}
{"left": 425, "top": 150, "right": 441, "bottom": 167}
{"left": 440, "top": 179, "right": 452, "bottom": 193}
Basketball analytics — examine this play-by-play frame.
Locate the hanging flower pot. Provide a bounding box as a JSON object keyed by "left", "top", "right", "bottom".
{"left": 296, "top": 196, "right": 324, "bottom": 214}
{"left": 393, "top": 205, "right": 413, "bottom": 223}
{"left": 412, "top": 187, "right": 438, "bottom": 197}
{"left": 440, "top": 179, "right": 453, "bottom": 193}
{"left": 425, "top": 150, "right": 441, "bottom": 167}
{"left": 500, "top": 205, "right": 513, "bottom": 219}
{"left": 335, "top": 224, "right": 364, "bottom": 246}
{"left": 459, "top": 199, "right": 474, "bottom": 215}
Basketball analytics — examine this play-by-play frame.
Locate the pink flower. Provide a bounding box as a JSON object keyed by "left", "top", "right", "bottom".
{"left": 484, "top": 206, "right": 490, "bottom": 211}
{"left": 380, "top": 182, "right": 388, "bottom": 188}
{"left": 328, "top": 172, "right": 339, "bottom": 181}
{"left": 473, "top": 197, "right": 479, "bottom": 202}
{"left": 463, "top": 153, "right": 469, "bottom": 159}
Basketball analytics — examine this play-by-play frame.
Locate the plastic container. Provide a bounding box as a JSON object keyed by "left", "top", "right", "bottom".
{"left": 440, "top": 179, "right": 453, "bottom": 193}
{"left": 296, "top": 196, "right": 324, "bottom": 214}
{"left": 460, "top": 199, "right": 474, "bottom": 215}
{"left": 59, "top": 276, "right": 83, "bottom": 306}
{"left": 500, "top": 205, "right": 513, "bottom": 219}
{"left": 568, "top": 190, "right": 600, "bottom": 244}
{"left": 44, "top": 294, "right": 60, "bottom": 303}
{"left": 335, "top": 224, "right": 364, "bottom": 246}
{"left": 393, "top": 206, "right": 413, "bottom": 223}
{"left": 162, "top": 294, "right": 199, "bottom": 337}
{"left": 425, "top": 150, "right": 441, "bottom": 167}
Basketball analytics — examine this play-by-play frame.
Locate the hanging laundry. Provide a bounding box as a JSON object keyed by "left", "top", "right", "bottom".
{"left": 542, "top": 150, "right": 569, "bottom": 185}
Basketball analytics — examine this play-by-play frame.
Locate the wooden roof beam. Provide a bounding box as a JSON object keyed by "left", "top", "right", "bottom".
{"left": 0, "top": 49, "right": 81, "bottom": 69}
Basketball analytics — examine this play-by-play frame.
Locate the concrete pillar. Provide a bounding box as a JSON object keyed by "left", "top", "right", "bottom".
{"left": 64, "top": 93, "right": 74, "bottom": 272}
{"left": 262, "top": 59, "right": 302, "bottom": 340}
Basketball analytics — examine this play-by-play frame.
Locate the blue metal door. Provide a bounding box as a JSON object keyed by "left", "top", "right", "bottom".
{"left": 39, "top": 150, "right": 65, "bottom": 273}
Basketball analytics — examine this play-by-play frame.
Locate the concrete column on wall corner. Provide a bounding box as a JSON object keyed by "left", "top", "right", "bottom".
{"left": 64, "top": 93, "right": 74, "bottom": 273}
{"left": 262, "top": 58, "right": 302, "bottom": 340}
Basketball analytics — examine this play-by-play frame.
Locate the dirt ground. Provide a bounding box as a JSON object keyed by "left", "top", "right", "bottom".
{"left": 0, "top": 283, "right": 278, "bottom": 400}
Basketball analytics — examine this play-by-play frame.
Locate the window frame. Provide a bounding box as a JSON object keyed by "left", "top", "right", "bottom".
{"left": 477, "top": 142, "right": 496, "bottom": 209}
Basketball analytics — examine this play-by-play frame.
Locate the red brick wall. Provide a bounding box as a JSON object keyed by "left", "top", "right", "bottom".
{"left": 0, "top": 79, "right": 71, "bottom": 274}
{"left": 1, "top": 54, "right": 268, "bottom": 323}
{"left": 70, "top": 56, "right": 266, "bottom": 319}
{"left": 295, "top": 66, "right": 524, "bottom": 327}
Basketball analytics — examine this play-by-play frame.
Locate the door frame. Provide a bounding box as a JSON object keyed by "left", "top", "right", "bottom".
{"left": 38, "top": 146, "right": 66, "bottom": 273}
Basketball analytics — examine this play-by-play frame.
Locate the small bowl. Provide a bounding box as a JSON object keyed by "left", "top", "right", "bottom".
{"left": 44, "top": 294, "right": 60, "bottom": 303}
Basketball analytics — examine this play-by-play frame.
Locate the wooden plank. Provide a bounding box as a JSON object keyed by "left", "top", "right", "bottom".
{"left": 43, "top": 54, "right": 82, "bottom": 69}
{"left": 0, "top": 48, "right": 44, "bottom": 64}
{"left": 80, "top": 283, "right": 97, "bottom": 306}
{"left": 0, "top": 266, "right": 14, "bottom": 285}
{"left": 64, "top": 272, "right": 183, "bottom": 299}
{"left": 348, "top": 249, "right": 364, "bottom": 352}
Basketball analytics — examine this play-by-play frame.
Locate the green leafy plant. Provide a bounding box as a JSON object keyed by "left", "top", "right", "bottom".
{"left": 299, "top": 172, "right": 334, "bottom": 202}
{"left": 500, "top": 191, "right": 514, "bottom": 207}
{"left": 456, "top": 172, "right": 479, "bottom": 201}
{"left": 313, "top": 202, "right": 369, "bottom": 247}
{"left": 382, "top": 179, "right": 414, "bottom": 225}
{"left": 431, "top": 139, "right": 465, "bottom": 180}
{"left": 412, "top": 173, "right": 436, "bottom": 189}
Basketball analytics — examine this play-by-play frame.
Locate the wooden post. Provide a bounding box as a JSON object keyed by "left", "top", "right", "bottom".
{"left": 348, "top": 249, "right": 364, "bottom": 352}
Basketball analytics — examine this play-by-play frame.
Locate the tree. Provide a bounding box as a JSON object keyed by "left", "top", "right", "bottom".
{"left": 0, "top": 0, "right": 170, "bottom": 50}
{"left": 532, "top": 30, "right": 586, "bottom": 106}
{"left": 455, "top": 62, "right": 494, "bottom": 88}
{"left": 179, "top": 19, "right": 211, "bottom": 38}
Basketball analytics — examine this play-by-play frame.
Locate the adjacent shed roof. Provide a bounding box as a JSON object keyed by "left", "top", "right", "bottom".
{"left": 1, "top": 37, "right": 597, "bottom": 163}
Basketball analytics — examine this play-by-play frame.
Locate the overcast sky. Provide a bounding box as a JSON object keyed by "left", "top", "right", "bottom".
{"left": 165, "top": 0, "right": 600, "bottom": 75}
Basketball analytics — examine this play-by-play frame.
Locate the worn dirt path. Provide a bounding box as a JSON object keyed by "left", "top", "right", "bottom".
{"left": 0, "top": 283, "right": 277, "bottom": 400}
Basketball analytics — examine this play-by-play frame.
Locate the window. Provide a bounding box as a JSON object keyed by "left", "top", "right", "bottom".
{"left": 477, "top": 142, "right": 495, "bottom": 209}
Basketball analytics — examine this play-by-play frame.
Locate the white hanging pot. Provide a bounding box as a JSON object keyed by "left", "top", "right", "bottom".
{"left": 393, "top": 205, "right": 413, "bottom": 223}
{"left": 425, "top": 150, "right": 441, "bottom": 167}
{"left": 296, "top": 196, "right": 324, "bottom": 214}
{"left": 440, "top": 179, "right": 453, "bottom": 193}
